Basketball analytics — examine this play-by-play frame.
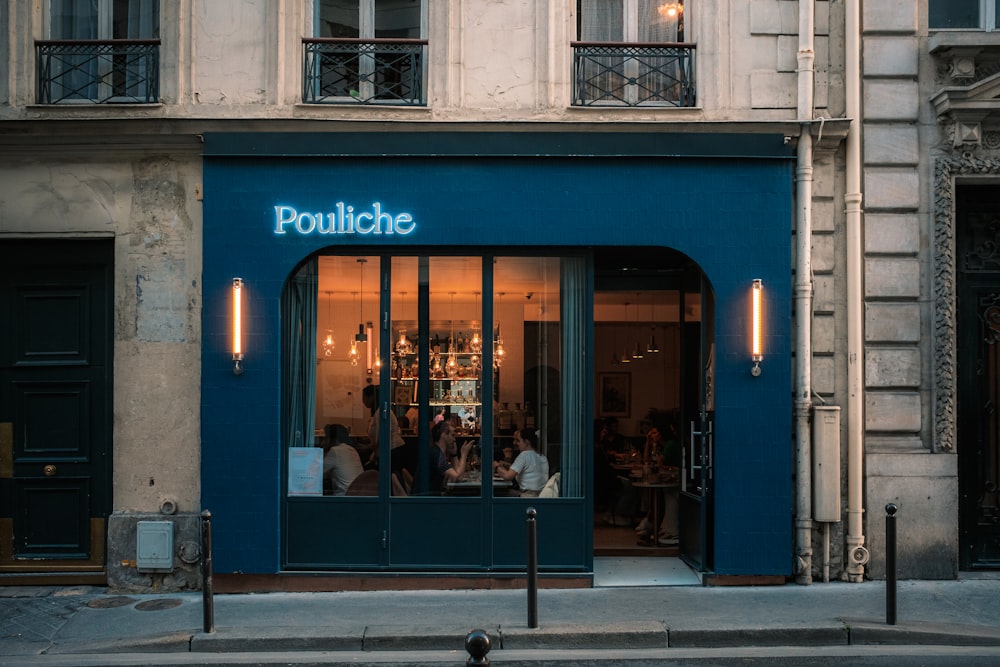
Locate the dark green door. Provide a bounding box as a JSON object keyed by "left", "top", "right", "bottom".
{"left": 0, "top": 240, "right": 112, "bottom": 574}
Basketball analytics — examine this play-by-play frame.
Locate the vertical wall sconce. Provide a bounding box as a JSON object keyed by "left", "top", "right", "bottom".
{"left": 232, "top": 277, "right": 244, "bottom": 375}
{"left": 751, "top": 278, "right": 763, "bottom": 377}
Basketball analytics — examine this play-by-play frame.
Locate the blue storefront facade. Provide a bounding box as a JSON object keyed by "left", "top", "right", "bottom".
{"left": 200, "top": 131, "right": 794, "bottom": 585}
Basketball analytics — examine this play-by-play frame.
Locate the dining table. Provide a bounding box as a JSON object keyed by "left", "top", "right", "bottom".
{"left": 445, "top": 470, "right": 513, "bottom": 495}
{"left": 632, "top": 477, "right": 679, "bottom": 546}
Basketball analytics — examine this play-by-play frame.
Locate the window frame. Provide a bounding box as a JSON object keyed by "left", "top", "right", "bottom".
{"left": 930, "top": 0, "right": 1000, "bottom": 31}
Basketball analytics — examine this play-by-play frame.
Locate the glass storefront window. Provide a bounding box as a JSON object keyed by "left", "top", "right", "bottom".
{"left": 287, "top": 252, "right": 586, "bottom": 501}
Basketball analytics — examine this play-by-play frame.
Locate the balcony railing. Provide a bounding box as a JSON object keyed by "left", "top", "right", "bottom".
{"left": 572, "top": 41, "right": 696, "bottom": 107}
{"left": 36, "top": 39, "right": 160, "bottom": 104}
{"left": 303, "top": 37, "right": 427, "bottom": 105}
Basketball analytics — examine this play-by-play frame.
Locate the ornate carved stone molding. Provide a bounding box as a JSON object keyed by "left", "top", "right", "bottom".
{"left": 933, "top": 155, "right": 1000, "bottom": 452}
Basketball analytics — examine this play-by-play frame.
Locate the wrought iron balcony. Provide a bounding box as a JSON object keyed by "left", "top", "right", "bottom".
{"left": 36, "top": 39, "right": 160, "bottom": 104}
{"left": 572, "top": 41, "right": 696, "bottom": 107}
{"left": 303, "top": 38, "right": 427, "bottom": 105}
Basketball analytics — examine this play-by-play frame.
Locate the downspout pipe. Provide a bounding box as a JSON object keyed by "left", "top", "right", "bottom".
{"left": 844, "top": 0, "right": 868, "bottom": 582}
{"left": 794, "top": 0, "right": 816, "bottom": 585}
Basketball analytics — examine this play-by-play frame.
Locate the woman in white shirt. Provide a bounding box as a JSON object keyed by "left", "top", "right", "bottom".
{"left": 494, "top": 428, "right": 549, "bottom": 496}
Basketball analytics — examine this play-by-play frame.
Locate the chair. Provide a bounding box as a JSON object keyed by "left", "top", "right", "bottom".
{"left": 538, "top": 472, "right": 561, "bottom": 498}
{"left": 345, "top": 469, "right": 379, "bottom": 496}
{"left": 391, "top": 473, "right": 408, "bottom": 497}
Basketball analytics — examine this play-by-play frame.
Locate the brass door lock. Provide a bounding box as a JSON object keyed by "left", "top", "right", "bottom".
{"left": 43, "top": 464, "right": 57, "bottom": 477}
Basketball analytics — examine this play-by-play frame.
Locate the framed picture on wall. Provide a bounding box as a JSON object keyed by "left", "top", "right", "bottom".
{"left": 598, "top": 372, "right": 630, "bottom": 417}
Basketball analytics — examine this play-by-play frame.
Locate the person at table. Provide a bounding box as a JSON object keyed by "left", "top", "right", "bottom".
{"left": 597, "top": 416, "right": 628, "bottom": 461}
{"left": 494, "top": 428, "right": 549, "bottom": 497}
{"left": 430, "top": 418, "right": 474, "bottom": 493}
{"left": 635, "top": 419, "right": 681, "bottom": 544}
{"left": 321, "top": 424, "right": 365, "bottom": 496}
{"left": 362, "top": 383, "right": 406, "bottom": 472}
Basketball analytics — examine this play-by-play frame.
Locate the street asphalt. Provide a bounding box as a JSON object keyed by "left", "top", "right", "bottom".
{"left": 1, "top": 575, "right": 999, "bottom": 666}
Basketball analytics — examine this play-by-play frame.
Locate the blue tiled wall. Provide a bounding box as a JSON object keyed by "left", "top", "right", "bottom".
{"left": 202, "top": 139, "right": 794, "bottom": 576}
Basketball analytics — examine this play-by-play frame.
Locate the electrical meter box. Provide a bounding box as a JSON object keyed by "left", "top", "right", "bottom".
{"left": 136, "top": 521, "right": 174, "bottom": 572}
{"left": 812, "top": 406, "right": 842, "bottom": 523}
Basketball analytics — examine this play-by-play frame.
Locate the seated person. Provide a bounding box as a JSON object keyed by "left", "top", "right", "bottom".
{"left": 321, "top": 424, "right": 364, "bottom": 496}
{"left": 429, "top": 418, "right": 474, "bottom": 493}
{"left": 494, "top": 428, "right": 549, "bottom": 497}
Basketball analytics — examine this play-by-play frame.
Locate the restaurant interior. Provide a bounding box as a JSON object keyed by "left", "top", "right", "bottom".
{"left": 310, "top": 250, "right": 700, "bottom": 560}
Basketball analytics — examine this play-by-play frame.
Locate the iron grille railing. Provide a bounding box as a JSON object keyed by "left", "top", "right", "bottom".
{"left": 36, "top": 39, "right": 160, "bottom": 104}
{"left": 303, "top": 37, "right": 427, "bottom": 105}
{"left": 572, "top": 41, "right": 696, "bottom": 107}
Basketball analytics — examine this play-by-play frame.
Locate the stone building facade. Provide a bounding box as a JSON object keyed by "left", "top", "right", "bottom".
{"left": 1, "top": 0, "right": 989, "bottom": 591}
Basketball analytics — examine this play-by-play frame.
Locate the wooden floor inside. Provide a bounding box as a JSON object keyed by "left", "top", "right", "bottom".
{"left": 593, "top": 512, "right": 678, "bottom": 557}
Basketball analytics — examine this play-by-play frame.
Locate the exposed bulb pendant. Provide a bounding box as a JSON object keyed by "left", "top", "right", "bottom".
{"left": 471, "top": 292, "right": 483, "bottom": 353}
{"left": 322, "top": 291, "right": 335, "bottom": 356}
{"left": 448, "top": 292, "right": 458, "bottom": 376}
{"left": 397, "top": 291, "right": 411, "bottom": 355}
{"left": 348, "top": 290, "right": 360, "bottom": 364}
{"left": 495, "top": 293, "right": 506, "bottom": 370}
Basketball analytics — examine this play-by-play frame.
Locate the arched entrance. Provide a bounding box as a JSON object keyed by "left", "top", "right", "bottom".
{"left": 591, "top": 247, "right": 713, "bottom": 582}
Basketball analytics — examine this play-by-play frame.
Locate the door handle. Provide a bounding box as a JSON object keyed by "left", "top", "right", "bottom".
{"left": 43, "top": 464, "right": 57, "bottom": 477}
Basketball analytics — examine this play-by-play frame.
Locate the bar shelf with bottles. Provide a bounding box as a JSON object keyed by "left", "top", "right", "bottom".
{"left": 390, "top": 325, "right": 483, "bottom": 434}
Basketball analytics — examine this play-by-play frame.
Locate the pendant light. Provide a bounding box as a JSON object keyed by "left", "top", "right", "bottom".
{"left": 322, "top": 291, "right": 335, "bottom": 356}
{"left": 446, "top": 292, "right": 458, "bottom": 376}
{"left": 494, "top": 292, "right": 506, "bottom": 370}
{"left": 355, "top": 258, "right": 368, "bottom": 345}
{"left": 647, "top": 291, "right": 660, "bottom": 353}
{"left": 348, "top": 291, "right": 359, "bottom": 366}
{"left": 471, "top": 291, "right": 482, "bottom": 354}
{"left": 631, "top": 294, "right": 644, "bottom": 359}
{"left": 620, "top": 302, "right": 631, "bottom": 364}
{"left": 396, "top": 291, "right": 411, "bottom": 355}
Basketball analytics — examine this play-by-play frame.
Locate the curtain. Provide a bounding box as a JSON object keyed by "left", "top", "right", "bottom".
{"left": 284, "top": 259, "right": 319, "bottom": 453}
{"left": 560, "top": 257, "right": 588, "bottom": 498}
{"left": 121, "top": 0, "right": 160, "bottom": 38}
{"left": 579, "top": 0, "right": 623, "bottom": 40}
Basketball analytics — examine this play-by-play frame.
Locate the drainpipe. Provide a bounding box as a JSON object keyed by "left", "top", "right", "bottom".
{"left": 844, "top": 0, "right": 868, "bottom": 582}
{"left": 793, "top": 0, "right": 816, "bottom": 585}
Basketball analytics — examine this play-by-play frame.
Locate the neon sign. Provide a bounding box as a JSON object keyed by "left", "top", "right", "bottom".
{"left": 274, "top": 203, "right": 415, "bottom": 236}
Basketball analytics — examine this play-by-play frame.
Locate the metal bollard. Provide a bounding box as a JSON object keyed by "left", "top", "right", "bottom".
{"left": 465, "top": 628, "right": 491, "bottom": 665}
{"left": 201, "top": 510, "right": 215, "bottom": 634}
{"left": 885, "top": 503, "right": 897, "bottom": 626}
{"left": 526, "top": 507, "right": 538, "bottom": 629}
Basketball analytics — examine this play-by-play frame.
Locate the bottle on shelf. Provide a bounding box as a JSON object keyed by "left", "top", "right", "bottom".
{"left": 525, "top": 401, "right": 536, "bottom": 430}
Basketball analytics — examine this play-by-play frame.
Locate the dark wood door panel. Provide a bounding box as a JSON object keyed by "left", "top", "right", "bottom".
{"left": 11, "top": 380, "right": 92, "bottom": 461}
{"left": 13, "top": 478, "right": 90, "bottom": 558}
{"left": 13, "top": 285, "right": 92, "bottom": 365}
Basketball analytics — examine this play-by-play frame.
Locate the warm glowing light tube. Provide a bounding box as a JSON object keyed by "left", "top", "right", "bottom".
{"left": 751, "top": 279, "right": 763, "bottom": 371}
{"left": 232, "top": 277, "right": 244, "bottom": 374}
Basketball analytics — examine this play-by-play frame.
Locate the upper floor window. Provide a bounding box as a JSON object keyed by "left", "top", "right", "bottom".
{"left": 37, "top": 0, "right": 160, "bottom": 104}
{"left": 302, "top": 0, "right": 427, "bottom": 105}
{"left": 572, "top": 0, "right": 695, "bottom": 107}
{"left": 930, "top": 0, "right": 1000, "bottom": 30}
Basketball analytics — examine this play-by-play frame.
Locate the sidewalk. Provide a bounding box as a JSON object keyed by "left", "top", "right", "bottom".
{"left": 2, "top": 575, "right": 1000, "bottom": 665}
